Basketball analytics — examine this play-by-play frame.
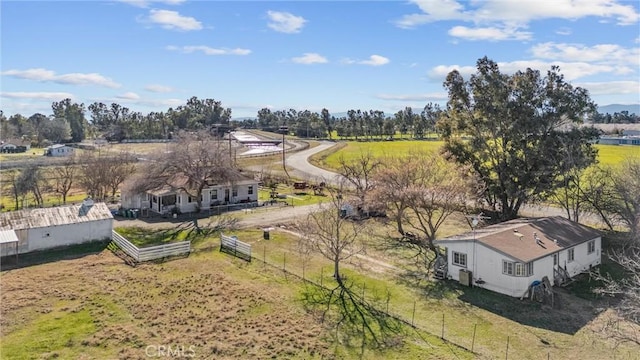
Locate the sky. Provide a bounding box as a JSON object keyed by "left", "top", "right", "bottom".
{"left": 1, "top": 0, "right": 639, "bottom": 119}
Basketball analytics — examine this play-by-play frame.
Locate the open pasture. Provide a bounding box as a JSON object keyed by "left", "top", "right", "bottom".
{"left": 313, "top": 140, "right": 638, "bottom": 171}
{"left": 2, "top": 224, "right": 638, "bottom": 359}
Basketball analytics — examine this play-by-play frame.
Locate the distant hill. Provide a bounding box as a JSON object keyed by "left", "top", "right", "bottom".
{"left": 597, "top": 104, "right": 640, "bottom": 115}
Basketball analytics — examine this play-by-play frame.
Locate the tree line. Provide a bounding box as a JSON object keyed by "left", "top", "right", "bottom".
{"left": 2, "top": 96, "right": 636, "bottom": 147}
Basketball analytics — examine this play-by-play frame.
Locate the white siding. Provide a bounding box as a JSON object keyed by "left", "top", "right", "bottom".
{"left": 27, "top": 219, "right": 113, "bottom": 252}
{"left": 558, "top": 237, "right": 601, "bottom": 277}
{"left": 443, "top": 240, "right": 598, "bottom": 298}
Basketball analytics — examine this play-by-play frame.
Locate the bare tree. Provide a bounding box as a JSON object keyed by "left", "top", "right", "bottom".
{"left": 372, "top": 151, "right": 479, "bottom": 262}
{"left": 105, "top": 152, "right": 137, "bottom": 199}
{"left": 51, "top": 155, "right": 78, "bottom": 204}
{"left": 611, "top": 156, "right": 640, "bottom": 236}
{"left": 78, "top": 150, "right": 136, "bottom": 201}
{"left": 297, "top": 183, "right": 402, "bottom": 349}
{"left": 17, "top": 165, "right": 45, "bottom": 207}
{"left": 130, "top": 131, "right": 237, "bottom": 212}
{"left": 337, "top": 151, "right": 380, "bottom": 209}
{"left": 299, "top": 183, "right": 364, "bottom": 283}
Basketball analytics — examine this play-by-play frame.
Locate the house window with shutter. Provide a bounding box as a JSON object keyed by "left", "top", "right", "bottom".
{"left": 568, "top": 248, "right": 575, "bottom": 262}
{"left": 248, "top": 185, "right": 254, "bottom": 195}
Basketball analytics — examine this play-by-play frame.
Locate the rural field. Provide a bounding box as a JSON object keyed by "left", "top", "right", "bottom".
{"left": 311, "top": 140, "right": 639, "bottom": 170}
{"left": 1, "top": 222, "right": 639, "bottom": 360}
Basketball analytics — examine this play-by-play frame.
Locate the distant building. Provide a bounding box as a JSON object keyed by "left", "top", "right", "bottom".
{"left": 0, "top": 139, "right": 31, "bottom": 153}
{"left": 597, "top": 136, "right": 640, "bottom": 146}
{"left": 622, "top": 129, "right": 640, "bottom": 137}
{"left": 0, "top": 200, "right": 113, "bottom": 257}
{"left": 45, "top": 144, "right": 75, "bottom": 156}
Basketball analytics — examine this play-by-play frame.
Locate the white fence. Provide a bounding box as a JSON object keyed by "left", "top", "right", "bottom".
{"left": 111, "top": 230, "right": 191, "bottom": 263}
{"left": 220, "top": 233, "right": 251, "bottom": 262}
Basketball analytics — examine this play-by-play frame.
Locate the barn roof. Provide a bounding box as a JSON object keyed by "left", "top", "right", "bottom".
{"left": 0, "top": 202, "right": 113, "bottom": 231}
{"left": 435, "top": 216, "right": 601, "bottom": 263}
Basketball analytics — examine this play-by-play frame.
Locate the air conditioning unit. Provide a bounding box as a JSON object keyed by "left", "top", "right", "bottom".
{"left": 459, "top": 269, "right": 472, "bottom": 287}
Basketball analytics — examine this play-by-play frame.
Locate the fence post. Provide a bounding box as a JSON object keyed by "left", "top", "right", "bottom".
{"left": 505, "top": 336, "right": 509, "bottom": 360}
{"left": 441, "top": 313, "right": 445, "bottom": 339}
{"left": 412, "top": 301, "right": 416, "bottom": 327}
{"left": 263, "top": 245, "right": 266, "bottom": 267}
{"left": 472, "top": 323, "right": 477, "bottom": 352}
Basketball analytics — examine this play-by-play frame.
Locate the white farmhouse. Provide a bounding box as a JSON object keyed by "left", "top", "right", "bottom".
{"left": 45, "top": 144, "right": 75, "bottom": 157}
{"left": 121, "top": 174, "right": 259, "bottom": 215}
{"left": 434, "top": 216, "right": 601, "bottom": 298}
{"left": 0, "top": 200, "right": 113, "bottom": 257}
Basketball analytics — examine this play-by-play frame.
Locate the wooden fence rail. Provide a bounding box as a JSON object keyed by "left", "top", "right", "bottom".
{"left": 111, "top": 230, "right": 191, "bottom": 263}
{"left": 220, "top": 233, "right": 251, "bottom": 262}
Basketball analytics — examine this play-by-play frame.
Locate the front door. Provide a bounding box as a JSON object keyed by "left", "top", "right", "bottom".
{"left": 224, "top": 189, "right": 230, "bottom": 203}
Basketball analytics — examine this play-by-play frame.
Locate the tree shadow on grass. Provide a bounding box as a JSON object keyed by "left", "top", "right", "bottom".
{"left": 300, "top": 280, "right": 406, "bottom": 357}
{"left": 0, "top": 240, "right": 110, "bottom": 271}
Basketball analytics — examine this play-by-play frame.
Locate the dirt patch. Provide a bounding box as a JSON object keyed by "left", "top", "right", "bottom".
{"left": 1, "top": 251, "right": 331, "bottom": 359}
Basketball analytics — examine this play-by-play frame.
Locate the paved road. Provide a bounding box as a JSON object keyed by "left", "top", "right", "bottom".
{"left": 285, "top": 141, "right": 343, "bottom": 184}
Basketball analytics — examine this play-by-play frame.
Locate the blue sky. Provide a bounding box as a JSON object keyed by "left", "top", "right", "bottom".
{"left": 1, "top": 0, "right": 639, "bottom": 119}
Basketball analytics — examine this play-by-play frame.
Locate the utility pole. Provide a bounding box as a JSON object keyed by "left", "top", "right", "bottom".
{"left": 228, "top": 130, "right": 233, "bottom": 165}
{"left": 279, "top": 125, "right": 289, "bottom": 177}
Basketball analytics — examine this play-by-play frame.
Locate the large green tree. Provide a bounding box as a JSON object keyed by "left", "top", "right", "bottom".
{"left": 438, "top": 57, "right": 598, "bottom": 220}
{"left": 52, "top": 98, "right": 87, "bottom": 142}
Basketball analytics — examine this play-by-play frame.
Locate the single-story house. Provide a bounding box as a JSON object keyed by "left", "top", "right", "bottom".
{"left": 0, "top": 199, "right": 113, "bottom": 257}
{"left": 45, "top": 144, "right": 75, "bottom": 156}
{"left": 0, "top": 138, "right": 31, "bottom": 152}
{"left": 433, "top": 216, "right": 601, "bottom": 298}
{"left": 121, "top": 175, "right": 259, "bottom": 215}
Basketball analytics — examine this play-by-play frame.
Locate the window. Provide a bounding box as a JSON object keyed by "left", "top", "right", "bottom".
{"left": 232, "top": 188, "right": 238, "bottom": 197}
{"left": 452, "top": 251, "right": 467, "bottom": 267}
{"left": 503, "top": 261, "right": 514, "bottom": 276}
{"left": 503, "top": 260, "right": 533, "bottom": 277}
{"left": 568, "top": 248, "right": 575, "bottom": 262}
{"left": 188, "top": 196, "right": 194, "bottom": 203}
{"left": 587, "top": 240, "right": 595, "bottom": 254}
{"left": 553, "top": 253, "right": 558, "bottom": 266}
{"left": 211, "top": 190, "right": 217, "bottom": 201}
{"left": 248, "top": 185, "right": 254, "bottom": 195}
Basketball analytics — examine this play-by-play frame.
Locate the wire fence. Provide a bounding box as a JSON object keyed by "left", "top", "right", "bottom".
{"left": 215, "top": 239, "right": 637, "bottom": 360}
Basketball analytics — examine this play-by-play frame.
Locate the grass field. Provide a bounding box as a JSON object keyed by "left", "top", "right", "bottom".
{"left": 1, "top": 224, "right": 638, "bottom": 359}
{"left": 312, "top": 140, "right": 638, "bottom": 171}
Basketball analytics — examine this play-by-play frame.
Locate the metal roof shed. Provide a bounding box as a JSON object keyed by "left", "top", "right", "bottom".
{"left": 0, "top": 229, "right": 20, "bottom": 263}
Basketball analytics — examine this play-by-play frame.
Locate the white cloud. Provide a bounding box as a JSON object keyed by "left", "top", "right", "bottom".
{"left": 342, "top": 55, "right": 390, "bottom": 66}
{"left": 116, "top": 92, "right": 141, "bottom": 100}
{"left": 531, "top": 42, "right": 640, "bottom": 65}
{"left": 1, "top": 91, "right": 75, "bottom": 100}
{"left": 555, "top": 27, "right": 572, "bottom": 35}
{"left": 448, "top": 25, "right": 532, "bottom": 41}
{"left": 395, "top": 0, "right": 639, "bottom": 41}
{"left": 1, "top": 68, "right": 120, "bottom": 88}
{"left": 291, "top": 53, "right": 328, "bottom": 64}
{"left": 167, "top": 45, "right": 251, "bottom": 55}
{"left": 146, "top": 9, "right": 202, "bottom": 31}
{"left": 267, "top": 10, "right": 306, "bottom": 33}
{"left": 428, "top": 60, "right": 627, "bottom": 82}
{"left": 145, "top": 84, "right": 174, "bottom": 93}
{"left": 359, "top": 55, "right": 390, "bottom": 66}
{"left": 120, "top": 0, "right": 185, "bottom": 8}
{"left": 576, "top": 81, "right": 640, "bottom": 95}
{"left": 376, "top": 93, "right": 447, "bottom": 101}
